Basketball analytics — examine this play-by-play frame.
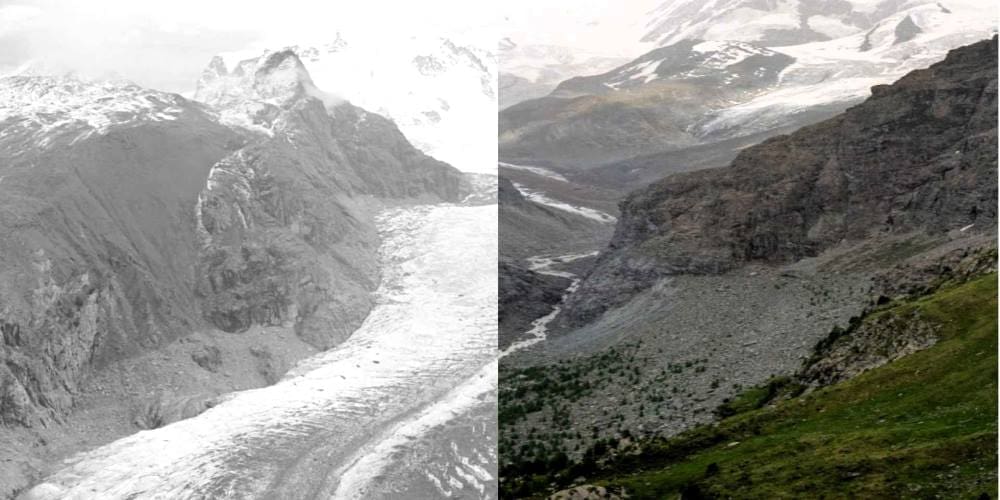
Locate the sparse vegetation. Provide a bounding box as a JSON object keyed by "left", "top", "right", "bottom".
{"left": 502, "top": 274, "right": 998, "bottom": 499}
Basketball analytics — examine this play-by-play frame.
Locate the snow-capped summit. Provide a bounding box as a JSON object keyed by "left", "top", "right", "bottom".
{"left": 193, "top": 49, "right": 343, "bottom": 136}
{"left": 197, "top": 50, "right": 322, "bottom": 108}
{"left": 201, "top": 33, "right": 497, "bottom": 173}
{"left": 0, "top": 76, "right": 196, "bottom": 153}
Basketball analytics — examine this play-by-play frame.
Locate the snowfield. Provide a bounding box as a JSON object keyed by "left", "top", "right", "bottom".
{"left": 24, "top": 199, "right": 498, "bottom": 499}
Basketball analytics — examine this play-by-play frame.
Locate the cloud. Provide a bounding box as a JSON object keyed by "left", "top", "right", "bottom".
{"left": 0, "top": 0, "right": 500, "bottom": 93}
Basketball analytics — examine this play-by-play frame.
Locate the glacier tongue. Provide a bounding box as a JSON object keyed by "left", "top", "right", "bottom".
{"left": 23, "top": 198, "right": 498, "bottom": 500}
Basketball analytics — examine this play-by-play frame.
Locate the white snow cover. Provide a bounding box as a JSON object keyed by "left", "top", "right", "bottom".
{"left": 498, "top": 161, "right": 569, "bottom": 182}
{"left": 0, "top": 76, "right": 186, "bottom": 149}
{"left": 25, "top": 199, "right": 498, "bottom": 499}
{"left": 206, "top": 32, "right": 497, "bottom": 174}
{"left": 605, "top": 58, "right": 663, "bottom": 89}
{"left": 691, "top": 40, "right": 774, "bottom": 68}
{"left": 695, "top": 1, "right": 997, "bottom": 137}
{"left": 501, "top": 251, "right": 599, "bottom": 356}
{"left": 645, "top": 0, "right": 801, "bottom": 47}
{"left": 511, "top": 181, "right": 617, "bottom": 223}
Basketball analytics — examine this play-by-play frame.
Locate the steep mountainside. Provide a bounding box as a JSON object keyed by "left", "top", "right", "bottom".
{"left": 562, "top": 37, "right": 997, "bottom": 328}
{"left": 194, "top": 49, "right": 466, "bottom": 348}
{"left": 498, "top": 39, "right": 998, "bottom": 498}
{"left": 0, "top": 50, "right": 467, "bottom": 496}
{"left": 0, "top": 77, "right": 238, "bottom": 427}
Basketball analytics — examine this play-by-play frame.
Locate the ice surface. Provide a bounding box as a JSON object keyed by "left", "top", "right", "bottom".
{"left": 24, "top": 199, "right": 498, "bottom": 499}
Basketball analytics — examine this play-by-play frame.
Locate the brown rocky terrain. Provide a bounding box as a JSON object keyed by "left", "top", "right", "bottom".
{"left": 499, "top": 259, "right": 570, "bottom": 350}
{"left": 561, "top": 36, "right": 998, "bottom": 329}
{"left": 499, "top": 38, "right": 998, "bottom": 492}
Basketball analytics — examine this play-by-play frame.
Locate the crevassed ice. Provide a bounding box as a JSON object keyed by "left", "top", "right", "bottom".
{"left": 25, "top": 200, "right": 498, "bottom": 500}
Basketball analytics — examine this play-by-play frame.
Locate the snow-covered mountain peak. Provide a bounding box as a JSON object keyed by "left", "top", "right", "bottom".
{"left": 202, "top": 33, "right": 497, "bottom": 173}
{"left": 195, "top": 50, "right": 328, "bottom": 110}
{"left": 643, "top": 0, "right": 992, "bottom": 48}
{"left": 690, "top": 1, "right": 996, "bottom": 140}
{"left": 193, "top": 49, "right": 344, "bottom": 136}
{"left": 0, "top": 76, "right": 191, "bottom": 151}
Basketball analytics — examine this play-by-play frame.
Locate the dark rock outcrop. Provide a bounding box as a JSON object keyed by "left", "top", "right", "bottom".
{"left": 195, "top": 53, "right": 466, "bottom": 348}
{"left": 561, "top": 37, "right": 998, "bottom": 328}
{"left": 893, "top": 15, "right": 922, "bottom": 45}
{"left": 499, "top": 259, "right": 570, "bottom": 349}
{"left": 499, "top": 177, "right": 612, "bottom": 260}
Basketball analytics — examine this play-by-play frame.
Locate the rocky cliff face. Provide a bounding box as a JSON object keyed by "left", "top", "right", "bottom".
{"left": 561, "top": 37, "right": 998, "bottom": 328}
{"left": 194, "top": 50, "right": 467, "bottom": 348}
{"left": 0, "top": 81, "right": 238, "bottom": 428}
{"left": 0, "top": 49, "right": 468, "bottom": 433}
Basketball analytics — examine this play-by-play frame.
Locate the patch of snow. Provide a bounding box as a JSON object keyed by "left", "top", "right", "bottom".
{"left": 693, "top": 40, "right": 776, "bottom": 68}
{"left": 498, "top": 161, "right": 568, "bottom": 182}
{"left": 511, "top": 182, "right": 617, "bottom": 223}
{"left": 502, "top": 251, "right": 599, "bottom": 357}
{"left": 0, "top": 76, "right": 187, "bottom": 150}
{"left": 25, "top": 200, "right": 498, "bottom": 499}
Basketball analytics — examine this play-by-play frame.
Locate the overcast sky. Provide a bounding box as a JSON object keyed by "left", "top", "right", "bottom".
{"left": 497, "top": 0, "right": 659, "bottom": 55}
{"left": 0, "top": 0, "right": 661, "bottom": 93}
{"left": 0, "top": 0, "right": 507, "bottom": 92}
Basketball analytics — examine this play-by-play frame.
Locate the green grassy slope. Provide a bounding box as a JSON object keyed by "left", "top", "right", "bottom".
{"left": 520, "top": 274, "right": 998, "bottom": 499}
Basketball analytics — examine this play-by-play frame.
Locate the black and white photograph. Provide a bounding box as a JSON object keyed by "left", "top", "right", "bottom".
{"left": 0, "top": 0, "right": 997, "bottom": 498}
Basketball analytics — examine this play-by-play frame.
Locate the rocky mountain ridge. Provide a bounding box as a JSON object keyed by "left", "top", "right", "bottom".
{"left": 560, "top": 36, "right": 997, "bottom": 328}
